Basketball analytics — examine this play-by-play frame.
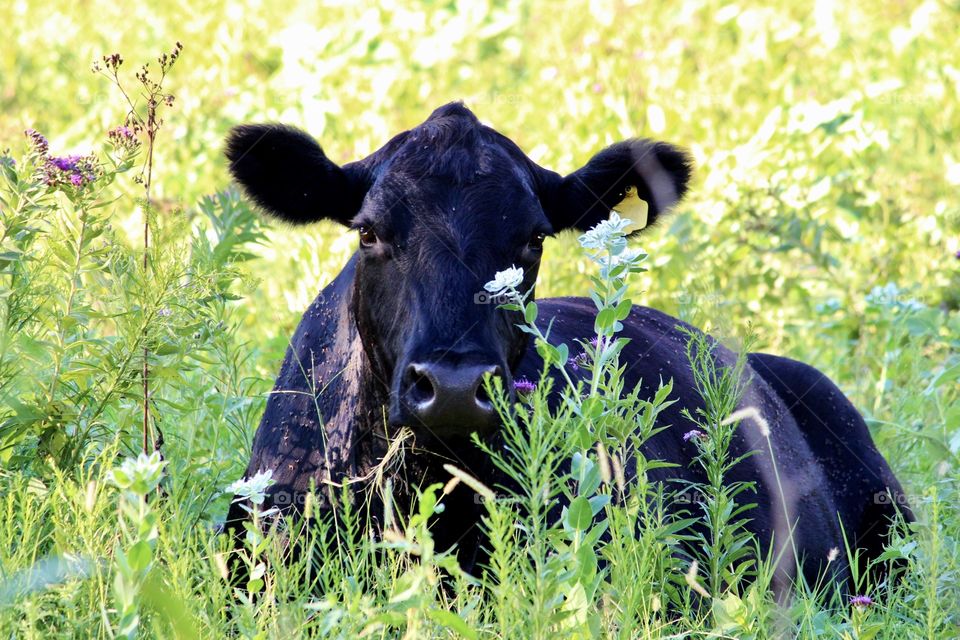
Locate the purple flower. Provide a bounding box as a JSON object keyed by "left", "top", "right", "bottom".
{"left": 568, "top": 351, "right": 590, "bottom": 372}
{"left": 955, "top": 249, "right": 960, "bottom": 260}
{"left": 513, "top": 377, "right": 536, "bottom": 396}
{"left": 42, "top": 152, "right": 98, "bottom": 189}
{"left": 682, "top": 430, "right": 705, "bottom": 442}
{"left": 51, "top": 155, "right": 81, "bottom": 171}
{"left": 25, "top": 128, "right": 49, "bottom": 154}
{"left": 849, "top": 594, "right": 873, "bottom": 608}
{"left": 108, "top": 125, "right": 139, "bottom": 150}
{"left": 588, "top": 335, "right": 611, "bottom": 352}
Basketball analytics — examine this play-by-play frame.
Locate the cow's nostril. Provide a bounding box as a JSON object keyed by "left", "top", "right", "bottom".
{"left": 402, "top": 359, "right": 502, "bottom": 433}
{"left": 407, "top": 364, "right": 436, "bottom": 405}
{"left": 475, "top": 384, "right": 490, "bottom": 404}
{"left": 475, "top": 365, "right": 503, "bottom": 407}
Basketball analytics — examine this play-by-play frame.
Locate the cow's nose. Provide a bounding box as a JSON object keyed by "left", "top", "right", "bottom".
{"left": 402, "top": 361, "right": 501, "bottom": 433}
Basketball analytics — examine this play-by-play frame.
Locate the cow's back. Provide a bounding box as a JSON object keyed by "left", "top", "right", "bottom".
{"left": 517, "top": 297, "right": 850, "bottom": 587}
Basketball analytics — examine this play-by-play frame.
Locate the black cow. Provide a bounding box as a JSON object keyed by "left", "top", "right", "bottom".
{"left": 224, "top": 102, "right": 910, "bottom": 594}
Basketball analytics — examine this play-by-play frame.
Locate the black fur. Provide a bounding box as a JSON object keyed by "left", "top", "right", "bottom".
{"left": 224, "top": 103, "right": 910, "bottom": 595}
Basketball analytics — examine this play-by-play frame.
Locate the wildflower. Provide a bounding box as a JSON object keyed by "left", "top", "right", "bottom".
{"left": 513, "top": 377, "right": 536, "bottom": 396}
{"left": 682, "top": 429, "right": 705, "bottom": 442}
{"left": 578, "top": 211, "right": 632, "bottom": 251}
{"left": 156, "top": 307, "right": 172, "bottom": 317}
{"left": 50, "top": 155, "right": 81, "bottom": 171}
{"left": 598, "top": 246, "right": 648, "bottom": 273}
{"left": 42, "top": 153, "right": 99, "bottom": 189}
{"left": 588, "top": 335, "right": 609, "bottom": 350}
{"left": 568, "top": 351, "right": 590, "bottom": 372}
{"left": 109, "top": 125, "right": 134, "bottom": 139}
{"left": 849, "top": 594, "right": 873, "bottom": 608}
{"left": 108, "top": 451, "right": 166, "bottom": 495}
{"left": 24, "top": 128, "right": 49, "bottom": 154}
{"left": 588, "top": 335, "right": 613, "bottom": 358}
{"left": 108, "top": 125, "right": 141, "bottom": 152}
{"left": 827, "top": 547, "right": 840, "bottom": 563}
{"left": 226, "top": 470, "right": 275, "bottom": 506}
{"left": 484, "top": 266, "right": 524, "bottom": 296}
{"left": 865, "top": 282, "right": 925, "bottom": 312}
{"left": 0, "top": 155, "right": 14, "bottom": 170}
{"left": 955, "top": 249, "right": 960, "bottom": 260}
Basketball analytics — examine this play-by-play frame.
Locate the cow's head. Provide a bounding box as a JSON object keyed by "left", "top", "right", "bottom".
{"left": 226, "top": 103, "right": 691, "bottom": 440}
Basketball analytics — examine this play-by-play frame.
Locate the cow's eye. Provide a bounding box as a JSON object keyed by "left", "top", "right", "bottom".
{"left": 528, "top": 232, "right": 546, "bottom": 252}
{"left": 358, "top": 225, "right": 378, "bottom": 247}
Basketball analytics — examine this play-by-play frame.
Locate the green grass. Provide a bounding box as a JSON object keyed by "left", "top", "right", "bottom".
{"left": 1, "top": 0, "right": 958, "bottom": 637}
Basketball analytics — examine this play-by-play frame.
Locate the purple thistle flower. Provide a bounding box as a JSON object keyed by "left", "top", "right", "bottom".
{"left": 69, "top": 173, "right": 83, "bottom": 186}
{"left": 849, "top": 594, "right": 873, "bottom": 608}
{"left": 682, "top": 429, "right": 705, "bottom": 442}
{"left": 513, "top": 377, "right": 536, "bottom": 396}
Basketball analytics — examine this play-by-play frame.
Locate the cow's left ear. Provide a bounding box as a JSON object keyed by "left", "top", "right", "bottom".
{"left": 225, "top": 123, "right": 368, "bottom": 226}
{"left": 541, "top": 139, "right": 692, "bottom": 233}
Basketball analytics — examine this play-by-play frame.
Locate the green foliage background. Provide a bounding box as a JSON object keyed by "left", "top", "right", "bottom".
{"left": 0, "top": 0, "right": 958, "bottom": 637}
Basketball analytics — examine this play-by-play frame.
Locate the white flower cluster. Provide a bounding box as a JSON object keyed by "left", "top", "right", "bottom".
{"left": 226, "top": 469, "right": 275, "bottom": 506}
{"left": 483, "top": 265, "right": 525, "bottom": 302}
{"left": 578, "top": 211, "right": 632, "bottom": 253}
{"left": 865, "top": 282, "right": 926, "bottom": 312}
{"left": 108, "top": 451, "right": 167, "bottom": 495}
{"left": 578, "top": 212, "right": 648, "bottom": 277}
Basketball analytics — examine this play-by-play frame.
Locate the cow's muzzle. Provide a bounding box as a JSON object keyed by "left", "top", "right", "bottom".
{"left": 397, "top": 359, "right": 504, "bottom": 437}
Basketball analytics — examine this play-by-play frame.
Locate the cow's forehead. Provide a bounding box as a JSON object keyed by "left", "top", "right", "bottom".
{"left": 383, "top": 108, "right": 532, "bottom": 184}
{"left": 360, "top": 105, "right": 543, "bottom": 231}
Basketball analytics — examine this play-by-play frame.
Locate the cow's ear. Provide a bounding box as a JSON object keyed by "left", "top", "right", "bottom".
{"left": 225, "top": 124, "right": 367, "bottom": 226}
{"left": 542, "top": 139, "right": 692, "bottom": 233}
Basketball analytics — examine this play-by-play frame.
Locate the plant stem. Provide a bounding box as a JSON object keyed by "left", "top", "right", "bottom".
{"left": 142, "top": 101, "right": 155, "bottom": 455}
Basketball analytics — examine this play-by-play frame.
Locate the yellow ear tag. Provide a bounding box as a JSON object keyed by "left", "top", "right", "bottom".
{"left": 614, "top": 185, "right": 649, "bottom": 232}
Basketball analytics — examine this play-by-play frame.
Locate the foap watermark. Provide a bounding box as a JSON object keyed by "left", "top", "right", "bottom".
{"left": 466, "top": 90, "right": 525, "bottom": 106}
{"left": 473, "top": 290, "right": 515, "bottom": 305}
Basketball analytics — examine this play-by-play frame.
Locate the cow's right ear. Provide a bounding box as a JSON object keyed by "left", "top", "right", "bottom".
{"left": 225, "top": 124, "right": 367, "bottom": 226}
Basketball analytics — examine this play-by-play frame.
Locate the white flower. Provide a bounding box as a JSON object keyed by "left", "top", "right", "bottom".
{"left": 484, "top": 266, "right": 524, "bottom": 295}
{"left": 597, "top": 247, "right": 648, "bottom": 279}
{"left": 578, "top": 211, "right": 633, "bottom": 251}
{"left": 108, "top": 451, "right": 166, "bottom": 495}
{"left": 226, "top": 470, "right": 275, "bottom": 506}
{"left": 865, "top": 282, "right": 925, "bottom": 312}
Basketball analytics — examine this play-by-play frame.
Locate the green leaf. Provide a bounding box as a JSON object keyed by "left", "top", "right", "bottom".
{"left": 567, "top": 496, "right": 593, "bottom": 531}
{"left": 425, "top": 609, "right": 478, "bottom": 640}
{"left": 524, "top": 301, "right": 538, "bottom": 324}
{"left": 595, "top": 308, "right": 615, "bottom": 333}
{"left": 127, "top": 540, "right": 153, "bottom": 574}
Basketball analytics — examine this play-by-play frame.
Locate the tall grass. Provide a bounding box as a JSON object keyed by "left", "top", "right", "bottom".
{"left": 1, "top": 0, "right": 958, "bottom": 637}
